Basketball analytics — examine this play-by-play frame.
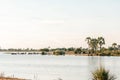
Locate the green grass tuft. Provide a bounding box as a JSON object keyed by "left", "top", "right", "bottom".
{"left": 92, "top": 66, "right": 116, "bottom": 80}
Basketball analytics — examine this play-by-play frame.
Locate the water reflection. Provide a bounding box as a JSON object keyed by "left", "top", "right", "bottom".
{"left": 88, "top": 56, "right": 104, "bottom": 69}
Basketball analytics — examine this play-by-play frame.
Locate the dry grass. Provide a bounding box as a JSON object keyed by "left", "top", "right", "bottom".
{"left": 0, "top": 77, "right": 26, "bottom": 80}
{"left": 0, "top": 73, "right": 26, "bottom": 80}
{"left": 92, "top": 66, "right": 116, "bottom": 80}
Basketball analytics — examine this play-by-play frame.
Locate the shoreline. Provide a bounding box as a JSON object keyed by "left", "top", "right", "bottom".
{"left": 0, "top": 77, "right": 26, "bottom": 80}
{"left": 0, "top": 51, "right": 120, "bottom": 56}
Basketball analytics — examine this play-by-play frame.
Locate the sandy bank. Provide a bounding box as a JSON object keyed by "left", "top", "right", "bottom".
{"left": 0, "top": 77, "right": 26, "bottom": 80}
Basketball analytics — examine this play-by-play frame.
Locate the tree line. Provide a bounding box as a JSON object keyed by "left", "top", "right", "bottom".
{"left": 0, "top": 36, "right": 120, "bottom": 56}
{"left": 85, "top": 36, "right": 120, "bottom": 56}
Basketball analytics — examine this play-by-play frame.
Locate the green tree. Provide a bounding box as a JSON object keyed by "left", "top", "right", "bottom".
{"left": 89, "top": 38, "right": 98, "bottom": 54}
{"left": 112, "top": 43, "right": 117, "bottom": 53}
{"left": 75, "top": 47, "right": 82, "bottom": 54}
{"left": 40, "top": 48, "right": 49, "bottom": 52}
{"left": 98, "top": 37, "right": 105, "bottom": 53}
{"left": 53, "top": 50, "right": 65, "bottom": 55}
{"left": 118, "top": 45, "right": 120, "bottom": 50}
{"left": 67, "top": 47, "right": 75, "bottom": 51}
{"left": 85, "top": 37, "right": 91, "bottom": 53}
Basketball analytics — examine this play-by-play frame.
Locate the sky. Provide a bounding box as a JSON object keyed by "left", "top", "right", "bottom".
{"left": 0, "top": 0, "right": 120, "bottom": 49}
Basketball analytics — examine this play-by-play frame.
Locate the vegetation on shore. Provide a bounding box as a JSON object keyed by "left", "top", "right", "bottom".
{"left": 0, "top": 77, "right": 25, "bottom": 80}
{"left": 0, "top": 36, "right": 120, "bottom": 56}
{"left": 85, "top": 37, "right": 120, "bottom": 56}
{"left": 0, "top": 73, "right": 26, "bottom": 80}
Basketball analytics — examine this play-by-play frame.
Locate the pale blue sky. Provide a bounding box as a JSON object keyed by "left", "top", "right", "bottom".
{"left": 0, "top": 0, "right": 120, "bottom": 48}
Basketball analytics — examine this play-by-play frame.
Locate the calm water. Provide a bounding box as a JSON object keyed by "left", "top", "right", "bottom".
{"left": 0, "top": 53, "right": 120, "bottom": 80}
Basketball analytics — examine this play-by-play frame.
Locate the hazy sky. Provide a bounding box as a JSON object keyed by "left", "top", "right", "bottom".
{"left": 0, "top": 0, "right": 120, "bottom": 49}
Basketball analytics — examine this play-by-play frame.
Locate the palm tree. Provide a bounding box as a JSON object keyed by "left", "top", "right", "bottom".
{"left": 112, "top": 43, "right": 117, "bottom": 53}
{"left": 85, "top": 37, "right": 91, "bottom": 53}
{"left": 89, "top": 38, "right": 98, "bottom": 54}
{"left": 98, "top": 37, "right": 105, "bottom": 53}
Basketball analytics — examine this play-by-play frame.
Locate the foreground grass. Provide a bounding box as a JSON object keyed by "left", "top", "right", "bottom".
{"left": 92, "top": 66, "right": 116, "bottom": 80}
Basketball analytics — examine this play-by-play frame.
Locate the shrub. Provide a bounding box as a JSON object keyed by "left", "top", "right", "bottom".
{"left": 53, "top": 50, "right": 65, "bottom": 55}
{"left": 92, "top": 66, "right": 116, "bottom": 80}
{"left": 41, "top": 51, "right": 47, "bottom": 55}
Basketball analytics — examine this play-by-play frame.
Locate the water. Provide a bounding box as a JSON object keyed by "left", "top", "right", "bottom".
{"left": 0, "top": 53, "right": 120, "bottom": 80}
